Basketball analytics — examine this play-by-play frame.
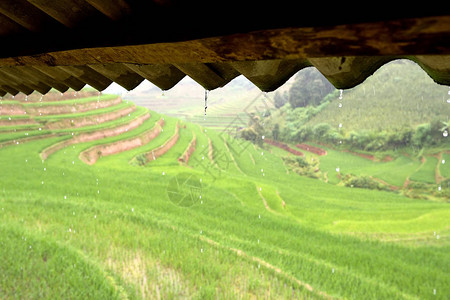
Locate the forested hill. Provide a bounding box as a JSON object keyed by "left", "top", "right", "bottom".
{"left": 305, "top": 59, "right": 450, "bottom": 131}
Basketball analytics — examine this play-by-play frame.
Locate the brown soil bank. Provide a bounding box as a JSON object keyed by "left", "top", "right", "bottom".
{"left": 41, "top": 112, "right": 151, "bottom": 160}
{"left": 178, "top": 134, "right": 196, "bottom": 165}
{"left": 296, "top": 143, "right": 327, "bottom": 156}
{"left": 0, "top": 133, "right": 65, "bottom": 148}
{"left": 26, "top": 97, "right": 121, "bottom": 116}
{"left": 79, "top": 117, "right": 165, "bottom": 165}
{"left": 0, "top": 118, "right": 38, "bottom": 126}
{"left": 45, "top": 105, "right": 136, "bottom": 129}
{"left": 0, "top": 104, "right": 26, "bottom": 115}
{"left": 265, "top": 139, "right": 304, "bottom": 156}
{"left": 144, "top": 123, "right": 180, "bottom": 163}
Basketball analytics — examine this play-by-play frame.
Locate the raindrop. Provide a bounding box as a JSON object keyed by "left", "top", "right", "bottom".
{"left": 338, "top": 123, "right": 343, "bottom": 128}
{"left": 336, "top": 167, "right": 340, "bottom": 172}
{"left": 261, "top": 152, "right": 264, "bottom": 156}
{"left": 447, "top": 99, "right": 450, "bottom": 104}
{"left": 437, "top": 234, "right": 440, "bottom": 239}
{"left": 258, "top": 214, "right": 261, "bottom": 219}
{"left": 43, "top": 168, "right": 46, "bottom": 171}
{"left": 261, "top": 169, "right": 263, "bottom": 172}
{"left": 204, "top": 90, "right": 208, "bottom": 116}
{"left": 261, "top": 135, "right": 265, "bottom": 140}
{"left": 442, "top": 159, "right": 445, "bottom": 164}
{"left": 332, "top": 268, "right": 335, "bottom": 273}
{"left": 41, "top": 181, "right": 44, "bottom": 185}
{"left": 338, "top": 102, "right": 342, "bottom": 108}
{"left": 162, "top": 171, "right": 165, "bottom": 176}
{"left": 339, "top": 89, "right": 343, "bottom": 100}
{"left": 94, "top": 215, "right": 97, "bottom": 219}
{"left": 438, "top": 185, "right": 442, "bottom": 191}
{"left": 443, "top": 130, "right": 448, "bottom": 137}
{"left": 131, "top": 208, "right": 134, "bottom": 212}
{"left": 201, "top": 248, "right": 203, "bottom": 253}
{"left": 64, "top": 195, "right": 67, "bottom": 199}
{"left": 433, "top": 289, "right": 436, "bottom": 295}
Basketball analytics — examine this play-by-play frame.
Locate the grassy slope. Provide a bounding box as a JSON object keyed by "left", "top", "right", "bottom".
{"left": 0, "top": 94, "right": 449, "bottom": 299}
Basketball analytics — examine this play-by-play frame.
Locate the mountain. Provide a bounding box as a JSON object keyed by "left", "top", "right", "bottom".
{"left": 305, "top": 59, "right": 450, "bottom": 131}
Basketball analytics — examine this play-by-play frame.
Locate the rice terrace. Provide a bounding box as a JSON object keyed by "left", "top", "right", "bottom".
{"left": 0, "top": 3, "right": 450, "bottom": 300}
{"left": 0, "top": 59, "right": 449, "bottom": 299}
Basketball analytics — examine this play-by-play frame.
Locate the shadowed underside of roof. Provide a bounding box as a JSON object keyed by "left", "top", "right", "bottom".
{"left": 0, "top": 1, "right": 449, "bottom": 96}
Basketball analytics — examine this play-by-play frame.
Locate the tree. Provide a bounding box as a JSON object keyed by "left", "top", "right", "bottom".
{"left": 274, "top": 91, "right": 288, "bottom": 108}
{"left": 272, "top": 123, "right": 280, "bottom": 141}
{"left": 313, "top": 123, "right": 331, "bottom": 140}
{"left": 288, "top": 68, "right": 335, "bottom": 108}
{"left": 412, "top": 123, "right": 432, "bottom": 148}
{"left": 240, "top": 113, "right": 264, "bottom": 146}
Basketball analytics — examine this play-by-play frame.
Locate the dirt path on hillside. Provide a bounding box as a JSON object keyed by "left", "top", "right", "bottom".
{"left": 403, "top": 156, "right": 427, "bottom": 188}
{"left": 432, "top": 152, "right": 445, "bottom": 184}
{"left": 256, "top": 186, "right": 273, "bottom": 213}
{"left": 369, "top": 176, "right": 400, "bottom": 191}
{"left": 275, "top": 189, "right": 286, "bottom": 209}
{"left": 199, "top": 236, "right": 333, "bottom": 299}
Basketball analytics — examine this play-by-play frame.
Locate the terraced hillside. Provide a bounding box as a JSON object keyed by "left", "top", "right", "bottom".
{"left": 128, "top": 76, "right": 273, "bottom": 131}
{"left": 0, "top": 91, "right": 449, "bottom": 299}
